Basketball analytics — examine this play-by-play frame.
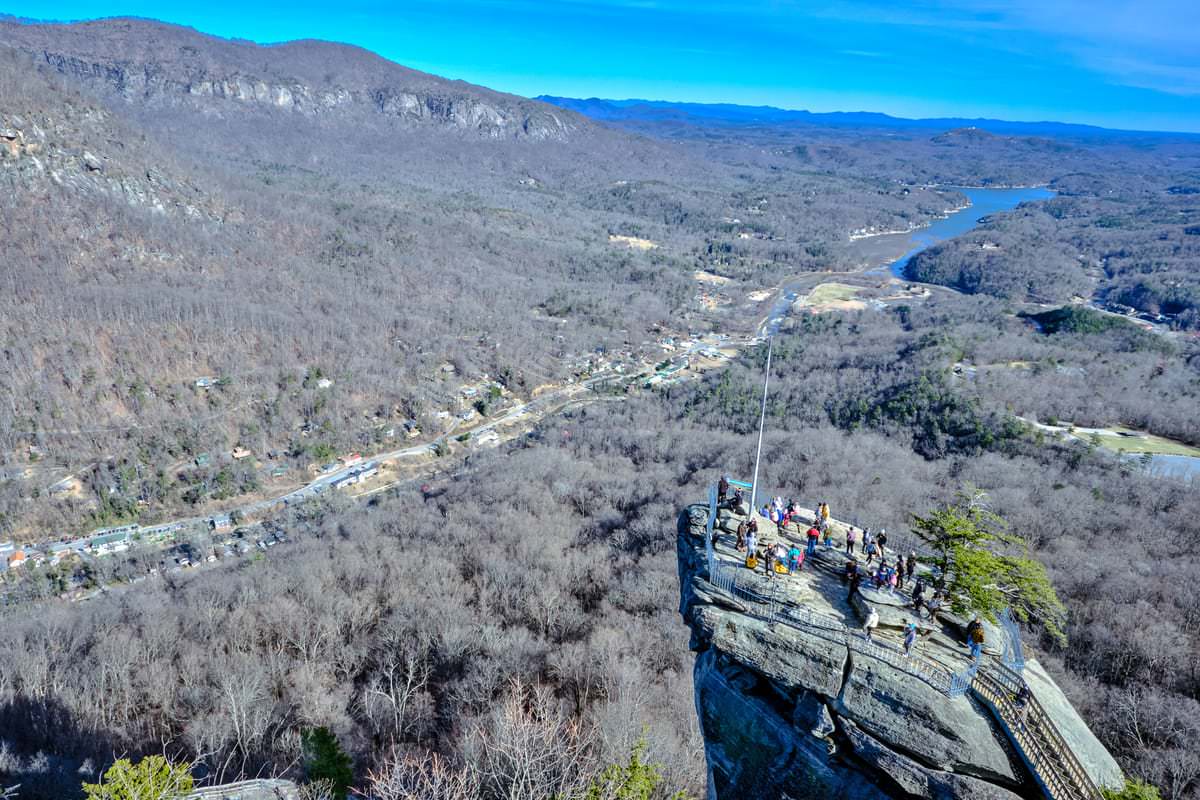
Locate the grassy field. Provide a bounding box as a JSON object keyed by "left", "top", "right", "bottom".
{"left": 1089, "top": 427, "right": 1200, "bottom": 457}
{"left": 799, "top": 282, "right": 862, "bottom": 306}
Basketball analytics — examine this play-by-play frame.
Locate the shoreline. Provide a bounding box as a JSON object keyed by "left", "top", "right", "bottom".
{"left": 847, "top": 200, "right": 973, "bottom": 243}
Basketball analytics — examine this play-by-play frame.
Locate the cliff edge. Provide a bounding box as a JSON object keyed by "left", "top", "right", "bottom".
{"left": 677, "top": 500, "right": 1123, "bottom": 800}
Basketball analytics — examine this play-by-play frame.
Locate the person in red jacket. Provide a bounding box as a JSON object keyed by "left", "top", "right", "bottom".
{"left": 805, "top": 523, "right": 820, "bottom": 558}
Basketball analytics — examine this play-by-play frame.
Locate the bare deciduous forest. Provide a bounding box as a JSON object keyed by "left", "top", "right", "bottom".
{"left": 2, "top": 15, "right": 1200, "bottom": 800}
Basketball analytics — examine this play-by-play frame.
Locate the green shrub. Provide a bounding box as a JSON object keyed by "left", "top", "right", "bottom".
{"left": 82, "top": 755, "right": 193, "bottom": 800}
{"left": 1102, "top": 779, "right": 1162, "bottom": 800}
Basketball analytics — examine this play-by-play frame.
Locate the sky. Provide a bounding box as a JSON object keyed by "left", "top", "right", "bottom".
{"left": 6, "top": 0, "right": 1200, "bottom": 133}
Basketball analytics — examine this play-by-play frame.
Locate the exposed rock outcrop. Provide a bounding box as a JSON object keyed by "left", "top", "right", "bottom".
{"left": 1, "top": 18, "right": 584, "bottom": 141}
{"left": 678, "top": 502, "right": 1123, "bottom": 799}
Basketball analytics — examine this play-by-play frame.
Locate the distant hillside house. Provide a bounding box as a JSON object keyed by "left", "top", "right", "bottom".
{"left": 7, "top": 550, "right": 26, "bottom": 569}
{"left": 194, "top": 376, "right": 218, "bottom": 388}
{"left": 210, "top": 515, "right": 233, "bottom": 533}
{"left": 231, "top": 446, "right": 252, "bottom": 460}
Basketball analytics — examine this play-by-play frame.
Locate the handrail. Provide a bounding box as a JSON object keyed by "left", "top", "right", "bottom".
{"left": 994, "top": 663, "right": 1101, "bottom": 799}
{"left": 706, "top": 558, "right": 957, "bottom": 695}
{"left": 187, "top": 778, "right": 296, "bottom": 799}
{"left": 972, "top": 666, "right": 1102, "bottom": 800}
{"left": 697, "top": 486, "right": 1103, "bottom": 800}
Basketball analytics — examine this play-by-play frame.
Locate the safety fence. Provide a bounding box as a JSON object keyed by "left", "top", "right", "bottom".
{"left": 187, "top": 779, "right": 298, "bottom": 800}
{"left": 700, "top": 479, "right": 1102, "bottom": 800}
{"left": 703, "top": 482, "right": 971, "bottom": 695}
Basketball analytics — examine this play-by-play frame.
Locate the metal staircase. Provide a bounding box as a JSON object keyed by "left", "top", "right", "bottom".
{"left": 971, "top": 664, "right": 1103, "bottom": 800}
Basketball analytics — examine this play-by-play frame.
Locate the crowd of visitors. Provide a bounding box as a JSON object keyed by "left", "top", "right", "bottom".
{"left": 712, "top": 476, "right": 984, "bottom": 660}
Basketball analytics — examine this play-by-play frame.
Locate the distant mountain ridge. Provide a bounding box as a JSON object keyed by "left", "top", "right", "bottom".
{"left": 0, "top": 16, "right": 585, "bottom": 141}
{"left": 537, "top": 95, "right": 1198, "bottom": 139}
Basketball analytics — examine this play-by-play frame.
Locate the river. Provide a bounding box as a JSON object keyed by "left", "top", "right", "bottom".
{"left": 885, "top": 186, "right": 1056, "bottom": 279}
{"left": 759, "top": 186, "right": 1057, "bottom": 338}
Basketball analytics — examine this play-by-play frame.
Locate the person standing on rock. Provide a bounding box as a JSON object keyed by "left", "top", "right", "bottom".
{"left": 907, "top": 552, "right": 917, "bottom": 581}
{"left": 876, "top": 528, "right": 888, "bottom": 559}
{"left": 788, "top": 543, "right": 804, "bottom": 573}
{"left": 863, "top": 607, "right": 880, "bottom": 642}
{"left": 763, "top": 541, "right": 776, "bottom": 579}
{"left": 903, "top": 619, "right": 918, "bottom": 657}
{"left": 745, "top": 527, "right": 757, "bottom": 561}
{"left": 717, "top": 475, "right": 729, "bottom": 506}
{"left": 863, "top": 538, "right": 878, "bottom": 566}
{"left": 847, "top": 565, "right": 862, "bottom": 602}
{"left": 925, "top": 591, "right": 943, "bottom": 624}
{"left": 967, "top": 616, "right": 985, "bottom": 662}
{"left": 732, "top": 487, "right": 745, "bottom": 516}
{"left": 845, "top": 527, "right": 857, "bottom": 555}
{"left": 735, "top": 518, "right": 748, "bottom": 552}
{"left": 912, "top": 578, "right": 926, "bottom": 617}
{"left": 895, "top": 555, "right": 906, "bottom": 591}
{"left": 805, "top": 522, "right": 820, "bottom": 558}
{"left": 862, "top": 528, "right": 873, "bottom": 557}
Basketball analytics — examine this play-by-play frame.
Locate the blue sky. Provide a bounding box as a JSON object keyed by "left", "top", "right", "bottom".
{"left": 7, "top": 0, "right": 1200, "bottom": 132}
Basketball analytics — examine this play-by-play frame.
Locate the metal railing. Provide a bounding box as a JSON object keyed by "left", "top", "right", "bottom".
{"left": 999, "top": 607, "right": 1026, "bottom": 673}
{"left": 704, "top": 483, "right": 973, "bottom": 695}
{"left": 972, "top": 664, "right": 1102, "bottom": 800}
{"left": 706, "top": 552, "right": 959, "bottom": 695}
{"left": 187, "top": 779, "right": 298, "bottom": 800}
{"left": 699, "top": 478, "right": 1103, "bottom": 800}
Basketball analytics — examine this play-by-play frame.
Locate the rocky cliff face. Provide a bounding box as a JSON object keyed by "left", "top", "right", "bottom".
{"left": 0, "top": 48, "right": 221, "bottom": 219}
{"left": 1, "top": 18, "right": 582, "bottom": 141}
{"left": 677, "top": 503, "right": 1123, "bottom": 800}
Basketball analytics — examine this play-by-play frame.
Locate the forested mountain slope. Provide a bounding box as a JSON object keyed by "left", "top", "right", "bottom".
{"left": 0, "top": 18, "right": 950, "bottom": 542}
{"left": 2, "top": 17, "right": 583, "bottom": 140}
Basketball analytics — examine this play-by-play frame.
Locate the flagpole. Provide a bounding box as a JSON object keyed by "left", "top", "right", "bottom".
{"left": 749, "top": 336, "right": 772, "bottom": 518}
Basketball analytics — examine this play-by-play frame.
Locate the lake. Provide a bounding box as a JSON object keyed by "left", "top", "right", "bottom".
{"left": 887, "top": 186, "right": 1057, "bottom": 279}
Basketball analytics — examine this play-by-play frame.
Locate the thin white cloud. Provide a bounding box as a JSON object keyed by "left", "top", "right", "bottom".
{"left": 801, "top": 0, "right": 1200, "bottom": 96}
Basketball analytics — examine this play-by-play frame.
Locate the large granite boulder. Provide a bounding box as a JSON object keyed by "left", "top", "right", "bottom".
{"left": 834, "top": 649, "right": 1023, "bottom": 786}
{"left": 691, "top": 604, "right": 848, "bottom": 697}
{"left": 842, "top": 720, "right": 1025, "bottom": 800}
{"left": 677, "top": 500, "right": 1123, "bottom": 800}
{"left": 694, "top": 648, "right": 881, "bottom": 800}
